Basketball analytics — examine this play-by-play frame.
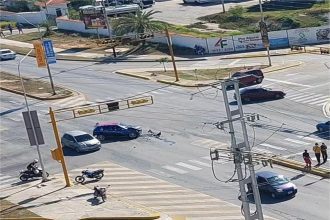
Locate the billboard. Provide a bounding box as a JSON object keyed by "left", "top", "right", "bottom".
{"left": 233, "top": 33, "right": 264, "bottom": 51}
{"left": 287, "top": 25, "right": 330, "bottom": 45}
{"left": 79, "top": 5, "right": 107, "bottom": 29}
{"left": 207, "top": 37, "right": 235, "bottom": 54}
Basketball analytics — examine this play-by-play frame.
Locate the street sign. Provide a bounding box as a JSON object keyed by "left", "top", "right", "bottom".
{"left": 43, "top": 39, "right": 56, "bottom": 64}
{"left": 128, "top": 96, "right": 153, "bottom": 108}
{"left": 22, "top": 110, "right": 45, "bottom": 146}
{"left": 73, "top": 106, "right": 101, "bottom": 118}
{"left": 259, "top": 21, "right": 270, "bottom": 47}
{"left": 33, "top": 40, "right": 46, "bottom": 68}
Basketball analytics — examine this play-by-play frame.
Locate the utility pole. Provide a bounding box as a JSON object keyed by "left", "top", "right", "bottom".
{"left": 165, "top": 27, "right": 179, "bottom": 81}
{"left": 258, "top": 0, "right": 271, "bottom": 66}
{"left": 221, "top": 0, "right": 225, "bottom": 13}
{"left": 102, "top": 0, "right": 112, "bottom": 39}
{"left": 220, "top": 79, "right": 264, "bottom": 220}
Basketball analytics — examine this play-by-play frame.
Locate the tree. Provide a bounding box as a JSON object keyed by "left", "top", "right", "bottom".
{"left": 112, "top": 10, "right": 164, "bottom": 37}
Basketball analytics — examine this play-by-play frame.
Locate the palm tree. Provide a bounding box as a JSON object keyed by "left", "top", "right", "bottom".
{"left": 112, "top": 10, "right": 164, "bottom": 37}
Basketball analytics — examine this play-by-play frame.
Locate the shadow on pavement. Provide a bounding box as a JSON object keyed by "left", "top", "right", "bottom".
{"left": 62, "top": 147, "right": 100, "bottom": 156}
{"left": 247, "top": 193, "right": 295, "bottom": 205}
{"left": 87, "top": 197, "right": 105, "bottom": 206}
{"left": 314, "top": 131, "right": 330, "bottom": 140}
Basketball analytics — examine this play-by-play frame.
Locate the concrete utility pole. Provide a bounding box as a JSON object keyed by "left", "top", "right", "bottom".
{"left": 102, "top": 0, "right": 112, "bottom": 39}
{"left": 221, "top": 0, "right": 225, "bottom": 13}
{"left": 258, "top": 0, "right": 271, "bottom": 66}
{"left": 220, "top": 79, "right": 264, "bottom": 220}
{"left": 165, "top": 27, "right": 179, "bottom": 81}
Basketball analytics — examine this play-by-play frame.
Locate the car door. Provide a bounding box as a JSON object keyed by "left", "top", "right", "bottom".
{"left": 257, "top": 176, "right": 268, "bottom": 192}
{"left": 113, "top": 125, "right": 125, "bottom": 137}
{"left": 66, "top": 135, "right": 76, "bottom": 149}
{"left": 104, "top": 126, "right": 115, "bottom": 139}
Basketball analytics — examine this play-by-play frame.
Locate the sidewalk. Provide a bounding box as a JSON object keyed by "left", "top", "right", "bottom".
{"left": 1, "top": 175, "right": 161, "bottom": 220}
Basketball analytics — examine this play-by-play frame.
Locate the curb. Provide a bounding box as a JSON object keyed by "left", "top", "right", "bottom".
{"left": 1, "top": 218, "right": 52, "bottom": 220}
{"left": 115, "top": 71, "right": 151, "bottom": 80}
{"left": 156, "top": 79, "right": 212, "bottom": 87}
{"left": 221, "top": 51, "right": 303, "bottom": 60}
{"left": 263, "top": 61, "right": 304, "bottom": 74}
{"left": 80, "top": 217, "right": 160, "bottom": 220}
{"left": 0, "top": 86, "right": 73, "bottom": 100}
{"left": 272, "top": 157, "right": 330, "bottom": 178}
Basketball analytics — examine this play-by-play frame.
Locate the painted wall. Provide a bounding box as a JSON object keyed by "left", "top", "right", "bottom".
{"left": 56, "top": 17, "right": 112, "bottom": 36}
{"left": 287, "top": 26, "right": 330, "bottom": 45}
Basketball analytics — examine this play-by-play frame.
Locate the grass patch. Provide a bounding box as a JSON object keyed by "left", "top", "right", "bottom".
{"left": 199, "top": 1, "right": 330, "bottom": 33}
{"left": 148, "top": 66, "right": 266, "bottom": 81}
{"left": 0, "top": 199, "right": 41, "bottom": 218}
{"left": 0, "top": 71, "right": 73, "bottom": 98}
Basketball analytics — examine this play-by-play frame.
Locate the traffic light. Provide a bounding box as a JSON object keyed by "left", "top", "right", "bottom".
{"left": 107, "top": 102, "right": 119, "bottom": 111}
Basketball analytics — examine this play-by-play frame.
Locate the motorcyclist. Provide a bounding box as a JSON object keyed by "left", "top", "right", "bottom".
{"left": 27, "top": 159, "right": 39, "bottom": 175}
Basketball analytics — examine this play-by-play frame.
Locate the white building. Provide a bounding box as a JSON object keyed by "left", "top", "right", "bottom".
{"left": 35, "top": 0, "right": 69, "bottom": 17}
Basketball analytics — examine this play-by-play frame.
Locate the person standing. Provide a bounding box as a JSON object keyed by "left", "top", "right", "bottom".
{"left": 0, "top": 28, "right": 5, "bottom": 38}
{"left": 17, "top": 23, "right": 23, "bottom": 34}
{"left": 313, "top": 143, "right": 321, "bottom": 165}
{"left": 303, "top": 150, "right": 312, "bottom": 169}
{"left": 7, "top": 24, "right": 13, "bottom": 34}
{"left": 321, "top": 143, "right": 328, "bottom": 163}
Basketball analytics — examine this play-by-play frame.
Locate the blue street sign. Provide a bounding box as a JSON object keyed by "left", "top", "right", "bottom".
{"left": 43, "top": 39, "right": 56, "bottom": 64}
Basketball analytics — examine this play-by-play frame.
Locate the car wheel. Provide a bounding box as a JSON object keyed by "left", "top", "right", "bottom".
{"left": 128, "top": 132, "right": 138, "bottom": 139}
{"left": 275, "top": 94, "right": 281, "bottom": 99}
{"left": 75, "top": 147, "right": 81, "bottom": 153}
{"left": 97, "top": 135, "right": 105, "bottom": 141}
{"left": 256, "top": 78, "right": 262, "bottom": 84}
{"left": 271, "top": 193, "right": 276, "bottom": 199}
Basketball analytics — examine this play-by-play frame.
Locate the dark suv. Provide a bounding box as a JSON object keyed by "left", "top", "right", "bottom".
{"left": 230, "top": 68, "right": 264, "bottom": 88}
{"left": 93, "top": 122, "right": 142, "bottom": 141}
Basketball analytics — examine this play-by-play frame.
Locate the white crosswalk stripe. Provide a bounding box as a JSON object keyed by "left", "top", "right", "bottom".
{"left": 301, "top": 96, "right": 328, "bottom": 104}
{"left": 259, "top": 143, "right": 287, "bottom": 151}
{"left": 291, "top": 94, "right": 324, "bottom": 102}
{"left": 176, "top": 162, "right": 202, "bottom": 171}
{"left": 68, "top": 161, "right": 274, "bottom": 219}
{"left": 296, "top": 135, "right": 321, "bottom": 143}
{"left": 253, "top": 147, "right": 273, "bottom": 154}
{"left": 0, "top": 173, "right": 18, "bottom": 189}
{"left": 289, "top": 94, "right": 311, "bottom": 100}
{"left": 162, "top": 165, "right": 188, "bottom": 174}
{"left": 285, "top": 138, "right": 309, "bottom": 145}
{"left": 191, "top": 138, "right": 227, "bottom": 149}
{"left": 50, "top": 96, "right": 93, "bottom": 108}
{"left": 188, "top": 159, "right": 212, "bottom": 168}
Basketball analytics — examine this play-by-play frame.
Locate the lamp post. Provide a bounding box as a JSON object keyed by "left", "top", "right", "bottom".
{"left": 18, "top": 50, "right": 49, "bottom": 182}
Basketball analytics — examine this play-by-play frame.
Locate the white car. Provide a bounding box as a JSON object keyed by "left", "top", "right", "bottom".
{"left": 0, "top": 49, "right": 16, "bottom": 61}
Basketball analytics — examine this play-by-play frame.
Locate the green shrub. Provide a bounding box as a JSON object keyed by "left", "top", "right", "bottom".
{"left": 228, "top": 6, "right": 245, "bottom": 20}
{"left": 0, "top": 21, "right": 17, "bottom": 29}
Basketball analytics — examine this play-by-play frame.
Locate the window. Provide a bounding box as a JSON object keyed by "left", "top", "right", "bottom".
{"left": 65, "top": 135, "right": 75, "bottom": 142}
{"left": 75, "top": 134, "right": 94, "bottom": 142}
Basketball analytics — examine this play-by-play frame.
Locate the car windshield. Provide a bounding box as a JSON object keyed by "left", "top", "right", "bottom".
{"left": 118, "top": 123, "right": 129, "bottom": 128}
{"left": 0, "top": 50, "right": 11, "bottom": 54}
{"left": 267, "top": 175, "right": 289, "bottom": 186}
{"left": 75, "top": 134, "right": 94, "bottom": 142}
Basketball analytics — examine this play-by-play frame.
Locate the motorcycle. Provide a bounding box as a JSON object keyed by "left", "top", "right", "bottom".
{"left": 19, "top": 168, "right": 49, "bottom": 181}
{"left": 93, "top": 185, "right": 110, "bottom": 202}
{"left": 75, "top": 169, "right": 104, "bottom": 184}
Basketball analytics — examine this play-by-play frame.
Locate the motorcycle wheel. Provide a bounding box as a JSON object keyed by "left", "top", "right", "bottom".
{"left": 75, "top": 176, "right": 85, "bottom": 183}
{"left": 102, "top": 194, "right": 107, "bottom": 202}
{"left": 95, "top": 173, "right": 104, "bottom": 180}
{"left": 20, "top": 175, "right": 28, "bottom": 182}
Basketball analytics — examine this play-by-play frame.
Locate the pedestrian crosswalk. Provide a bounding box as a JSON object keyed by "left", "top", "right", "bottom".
{"left": 0, "top": 173, "right": 18, "bottom": 191}
{"left": 68, "top": 161, "right": 275, "bottom": 219}
{"left": 279, "top": 89, "right": 329, "bottom": 106}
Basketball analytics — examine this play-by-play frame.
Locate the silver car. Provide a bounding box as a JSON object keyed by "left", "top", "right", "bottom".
{"left": 0, "top": 49, "right": 16, "bottom": 61}
{"left": 61, "top": 130, "right": 101, "bottom": 152}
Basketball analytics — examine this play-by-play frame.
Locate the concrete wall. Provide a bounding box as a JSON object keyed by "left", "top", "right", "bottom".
{"left": 56, "top": 17, "right": 112, "bottom": 36}
{"left": 0, "top": 11, "right": 47, "bottom": 25}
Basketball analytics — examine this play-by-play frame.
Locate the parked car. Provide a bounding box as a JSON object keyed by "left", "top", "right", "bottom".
{"left": 0, "top": 49, "right": 16, "bottom": 61}
{"left": 234, "top": 87, "right": 285, "bottom": 103}
{"left": 228, "top": 68, "right": 264, "bottom": 89}
{"left": 316, "top": 121, "right": 330, "bottom": 132}
{"left": 250, "top": 171, "right": 297, "bottom": 199}
{"left": 61, "top": 130, "right": 101, "bottom": 152}
{"left": 93, "top": 122, "right": 142, "bottom": 141}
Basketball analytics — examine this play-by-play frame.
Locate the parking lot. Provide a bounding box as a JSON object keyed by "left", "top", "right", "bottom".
{"left": 147, "top": 0, "right": 259, "bottom": 25}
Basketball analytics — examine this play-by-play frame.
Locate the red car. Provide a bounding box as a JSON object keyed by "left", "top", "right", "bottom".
{"left": 234, "top": 87, "right": 286, "bottom": 103}
{"left": 230, "top": 68, "right": 264, "bottom": 88}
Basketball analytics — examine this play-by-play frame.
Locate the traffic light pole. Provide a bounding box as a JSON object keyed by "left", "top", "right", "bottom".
{"left": 220, "top": 80, "right": 264, "bottom": 220}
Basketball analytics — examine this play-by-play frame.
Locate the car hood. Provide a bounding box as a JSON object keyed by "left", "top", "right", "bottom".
{"left": 80, "top": 139, "right": 100, "bottom": 146}
{"left": 273, "top": 182, "right": 295, "bottom": 190}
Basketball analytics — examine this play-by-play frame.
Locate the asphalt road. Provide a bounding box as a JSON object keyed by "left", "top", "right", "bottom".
{"left": 1, "top": 53, "right": 329, "bottom": 219}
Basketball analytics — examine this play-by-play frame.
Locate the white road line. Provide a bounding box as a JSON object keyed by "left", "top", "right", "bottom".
{"left": 228, "top": 59, "right": 241, "bottom": 66}
{"left": 317, "top": 101, "right": 328, "bottom": 106}
{"left": 162, "top": 165, "right": 188, "bottom": 174}
{"left": 285, "top": 138, "right": 309, "bottom": 145}
{"left": 260, "top": 143, "right": 286, "bottom": 151}
{"left": 308, "top": 98, "right": 330, "bottom": 105}
{"left": 151, "top": 91, "right": 161, "bottom": 94}
{"left": 52, "top": 96, "right": 81, "bottom": 105}
{"left": 0, "top": 175, "right": 12, "bottom": 180}
{"left": 296, "top": 136, "right": 321, "bottom": 143}
{"left": 301, "top": 96, "right": 328, "bottom": 103}
{"left": 158, "top": 89, "right": 173, "bottom": 94}
{"left": 285, "top": 93, "right": 303, "bottom": 98}
{"left": 0, "top": 178, "right": 17, "bottom": 184}
{"left": 189, "top": 160, "right": 212, "bottom": 168}
{"left": 291, "top": 94, "right": 324, "bottom": 102}
{"left": 253, "top": 147, "right": 273, "bottom": 154}
{"left": 264, "top": 78, "right": 313, "bottom": 88}
{"left": 289, "top": 94, "right": 311, "bottom": 100}
{"left": 176, "top": 162, "right": 202, "bottom": 171}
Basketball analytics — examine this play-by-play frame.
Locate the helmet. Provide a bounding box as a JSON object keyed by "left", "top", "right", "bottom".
{"left": 33, "top": 159, "right": 38, "bottom": 163}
